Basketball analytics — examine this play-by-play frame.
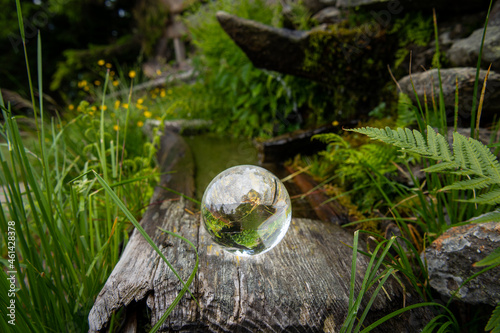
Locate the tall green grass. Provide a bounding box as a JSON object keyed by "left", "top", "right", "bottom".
{"left": 0, "top": 1, "right": 197, "bottom": 332}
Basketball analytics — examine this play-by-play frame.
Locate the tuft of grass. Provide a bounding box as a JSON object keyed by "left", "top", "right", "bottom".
{"left": 0, "top": 1, "right": 198, "bottom": 332}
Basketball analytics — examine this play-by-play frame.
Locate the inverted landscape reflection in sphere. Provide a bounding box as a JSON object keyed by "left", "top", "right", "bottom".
{"left": 201, "top": 165, "right": 292, "bottom": 256}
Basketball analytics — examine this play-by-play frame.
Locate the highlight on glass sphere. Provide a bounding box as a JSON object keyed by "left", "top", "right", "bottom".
{"left": 201, "top": 165, "right": 292, "bottom": 256}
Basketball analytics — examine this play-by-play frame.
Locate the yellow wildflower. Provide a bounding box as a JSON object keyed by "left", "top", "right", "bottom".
{"left": 137, "top": 98, "right": 144, "bottom": 104}
{"left": 113, "top": 124, "right": 120, "bottom": 131}
{"left": 128, "top": 70, "right": 136, "bottom": 79}
{"left": 151, "top": 94, "right": 157, "bottom": 99}
{"left": 91, "top": 106, "right": 97, "bottom": 111}
{"left": 78, "top": 80, "right": 87, "bottom": 88}
{"left": 97, "top": 59, "right": 105, "bottom": 66}
{"left": 68, "top": 104, "right": 74, "bottom": 111}
{"left": 160, "top": 90, "right": 166, "bottom": 98}
{"left": 137, "top": 121, "right": 144, "bottom": 127}
{"left": 114, "top": 100, "right": 120, "bottom": 109}
{"left": 100, "top": 105, "right": 107, "bottom": 111}
{"left": 94, "top": 80, "right": 101, "bottom": 86}
{"left": 112, "top": 80, "right": 119, "bottom": 87}
{"left": 156, "top": 69, "right": 162, "bottom": 76}
{"left": 122, "top": 103, "right": 129, "bottom": 109}
{"left": 332, "top": 120, "right": 339, "bottom": 126}
{"left": 84, "top": 86, "right": 90, "bottom": 91}
{"left": 105, "top": 63, "right": 112, "bottom": 69}
{"left": 144, "top": 111, "right": 152, "bottom": 118}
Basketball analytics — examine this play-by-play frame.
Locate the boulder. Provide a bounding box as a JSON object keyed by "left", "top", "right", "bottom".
{"left": 448, "top": 25, "right": 500, "bottom": 71}
{"left": 397, "top": 67, "right": 500, "bottom": 126}
{"left": 424, "top": 222, "right": 500, "bottom": 306}
{"left": 216, "top": 11, "right": 396, "bottom": 103}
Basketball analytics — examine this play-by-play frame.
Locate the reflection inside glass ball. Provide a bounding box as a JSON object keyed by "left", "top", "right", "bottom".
{"left": 201, "top": 165, "right": 292, "bottom": 256}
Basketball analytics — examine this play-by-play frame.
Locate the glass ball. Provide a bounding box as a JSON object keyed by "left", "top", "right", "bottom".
{"left": 201, "top": 165, "right": 292, "bottom": 256}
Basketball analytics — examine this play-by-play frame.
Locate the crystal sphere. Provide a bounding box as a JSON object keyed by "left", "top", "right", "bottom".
{"left": 201, "top": 165, "right": 292, "bottom": 256}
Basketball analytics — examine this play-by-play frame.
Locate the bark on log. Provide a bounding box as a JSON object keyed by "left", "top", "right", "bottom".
{"left": 89, "top": 129, "right": 433, "bottom": 332}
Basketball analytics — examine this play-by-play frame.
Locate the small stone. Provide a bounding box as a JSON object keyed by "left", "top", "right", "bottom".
{"left": 424, "top": 222, "right": 500, "bottom": 306}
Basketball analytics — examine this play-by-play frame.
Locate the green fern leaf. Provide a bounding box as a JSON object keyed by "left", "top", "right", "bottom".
{"left": 475, "top": 247, "right": 500, "bottom": 267}
{"left": 453, "top": 132, "right": 467, "bottom": 170}
{"left": 348, "top": 125, "right": 500, "bottom": 204}
{"left": 470, "top": 138, "right": 500, "bottom": 181}
{"left": 405, "top": 128, "right": 415, "bottom": 147}
{"left": 427, "top": 125, "right": 438, "bottom": 157}
{"left": 485, "top": 302, "right": 500, "bottom": 333}
{"left": 464, "top": 137, "right": 484, "bottom": 176}
{"left": 422, "top": 161, "right": 457, "bottom": 173}
{"left": 442, "top": 177, "right": 493, "bottom": 191}
{"left": 437, "top": 133, "right": 452, "bottom": 162}
{"left": 469, "top": 188, "right": 500, "bottom": 205}
{"left": 414, "top": 129, "right": 427, "bottom": 152}
{"left": 467, "top": 209, "right": 500, "bottom": 224}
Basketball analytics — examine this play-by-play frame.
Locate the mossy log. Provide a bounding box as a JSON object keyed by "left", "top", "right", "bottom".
{"left": 88, "top": 128, "right": 432, "bottom": 332}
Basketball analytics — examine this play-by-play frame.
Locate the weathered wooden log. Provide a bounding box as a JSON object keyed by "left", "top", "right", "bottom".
{"left": 89, "top": 128, "right": 433, "bottom": 332}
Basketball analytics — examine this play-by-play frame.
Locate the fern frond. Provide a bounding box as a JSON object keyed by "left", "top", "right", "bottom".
{"left": 442, "top": 177, "right": 493, "bottom": 191}
{"left": 467, "top": 209, "right": 500, "bottom": 224}
{"left": 427, "top": 126, "right": 438, "bottom": 157}
{"left": 312, "top": 133, "right": 345, "bottom": 145}
{"left": 470, "top": 138, "right": 500, "bottom": 181}
{"left": 437, "top": 133, "right": 452, "bottom": 162}
{"left": 485, "top": 302, "right": 500, "bottom": 333}
{"left": 469, "top": 188, "right": 500, "bottom": 205}
{"left": 453, "top": 132, "right": 467, "bottom": 170}
{"left": 422, "top": 161, "right": 458, "bottom": 173}
{"left": 464, "top": 137, "right": 485, "bottom": 176}
{"left": 350, "top": 126, "right": 431, "bottom": 157}
{"left": 348, "top": 125, "right": 500, "bottom": 205}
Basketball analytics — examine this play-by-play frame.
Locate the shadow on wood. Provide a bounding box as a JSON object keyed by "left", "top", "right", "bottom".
{"left": 88, "top": 128, "right": 432, "bottom": 332}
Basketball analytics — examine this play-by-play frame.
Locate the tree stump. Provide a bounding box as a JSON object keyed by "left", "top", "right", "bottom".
{"left": 88, "top": 129, "right": 432, "bottom": 332}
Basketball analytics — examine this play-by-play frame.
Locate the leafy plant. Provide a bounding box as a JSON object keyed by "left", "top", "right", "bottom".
{"left": 348, "top": 125, "right": 500, "bottom": 206}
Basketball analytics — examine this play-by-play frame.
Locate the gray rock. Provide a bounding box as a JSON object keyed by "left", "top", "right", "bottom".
{"left": 424, "top": 222, "right": 500, "bottom": 306}
{"left": 397, "top": 68, "right": 500, "bottom": 126}
{"left": 448, "top": 26, "right": 500, "bottom": 70}
{"left": 489, "top": 0, "right": 500, "bottom": 26}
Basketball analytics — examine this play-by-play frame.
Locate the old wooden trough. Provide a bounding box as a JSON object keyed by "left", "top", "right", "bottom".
{"left": 88, "top": 128, "right": 432, "bottom": 332}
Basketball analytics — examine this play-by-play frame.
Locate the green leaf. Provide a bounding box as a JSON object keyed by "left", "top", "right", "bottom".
{"left": 474, "top": 247, "right": 500, "bottom": 267}
{"left": 469, "top": 188, "right": 500, "bottom": 205}
{"left": 467, "top": 209, "right": 500, "bottom": 224}
{"left": 442, "top": 177, "right": 493, "bottom": 191}
{"left": 485, "top": 302, "right": 500, "bottom": 333}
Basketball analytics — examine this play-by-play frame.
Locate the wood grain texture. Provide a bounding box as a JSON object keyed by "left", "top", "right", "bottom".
{"left": 89, "top": 129, "right": 432, "bottom": 332}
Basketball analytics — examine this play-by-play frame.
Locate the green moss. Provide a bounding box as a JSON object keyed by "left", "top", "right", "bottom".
{"left": 230, "top": 229, "right": 261, "bottom": 249}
